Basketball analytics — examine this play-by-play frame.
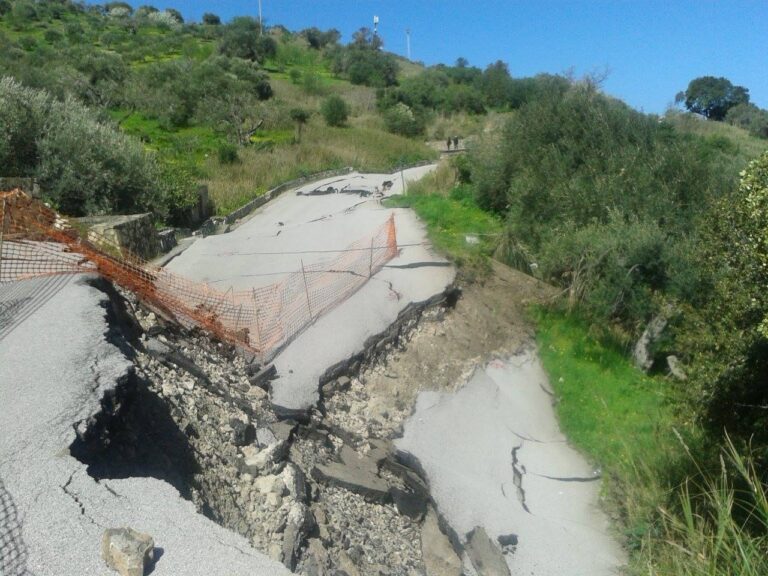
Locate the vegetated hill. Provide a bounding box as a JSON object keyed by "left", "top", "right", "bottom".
{"left": 0, "top": 1, "right": 444, "bottom": 219}
{"left": 0, "top": 0, "right": 602, "bottom": 222}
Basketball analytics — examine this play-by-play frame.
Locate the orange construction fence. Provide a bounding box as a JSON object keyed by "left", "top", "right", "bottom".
{"left": 0, "top": 190, "right": 398, "bottom": 362}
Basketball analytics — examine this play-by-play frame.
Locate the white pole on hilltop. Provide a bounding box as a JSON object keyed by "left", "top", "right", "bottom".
{"left": 258, "top": 0, "right": 263, "bottom": 35}
{"left": 406, "top": 28, "right": 411, "bottom": 60}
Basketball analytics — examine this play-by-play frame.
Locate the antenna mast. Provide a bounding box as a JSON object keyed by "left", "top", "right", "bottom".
{"left": 406, "top": 28, "right": 411, "bottom": 60}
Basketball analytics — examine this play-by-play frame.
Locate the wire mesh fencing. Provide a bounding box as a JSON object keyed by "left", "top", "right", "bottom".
{"left": 0, "top": 477, "right": 30, "bottom": 576}
{"left": 0, "top": 190, "right": 398, "bottom": 362}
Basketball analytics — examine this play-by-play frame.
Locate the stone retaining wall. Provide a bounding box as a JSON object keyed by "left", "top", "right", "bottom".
{"left": 76, "top": 213, "right": 160, "bottom": 260}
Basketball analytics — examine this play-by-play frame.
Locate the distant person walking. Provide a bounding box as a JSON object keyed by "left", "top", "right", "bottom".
{"left": 446, "top": 136, "right": 452, "bottom": 151}
{"left": 453, "top": 135, "right": 459, "bottom": 150}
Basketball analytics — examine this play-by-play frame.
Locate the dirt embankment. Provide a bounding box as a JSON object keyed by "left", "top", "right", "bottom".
{"left": 325, "top": 262, "right": 558, "bottom": 441}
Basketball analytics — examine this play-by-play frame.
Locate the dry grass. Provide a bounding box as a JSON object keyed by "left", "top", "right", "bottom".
{"left": 270, "top": 77, "right": 378, "bottom": 116}
{"left": 203, "top": 118, "right": 437, "bottom": 215}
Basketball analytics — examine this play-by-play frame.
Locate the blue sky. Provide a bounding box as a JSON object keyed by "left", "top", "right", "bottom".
{"left": 119, "top": 1, "right": 768, "bottom": 114}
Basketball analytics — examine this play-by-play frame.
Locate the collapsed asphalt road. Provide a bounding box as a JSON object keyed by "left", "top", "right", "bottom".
{"left": 0, "top": 166, "right": 627, "bottom": 575}
{"left": 166, "top": 166, "right": 455, "bottom": 417}
{"left": 0, "top": 275, "right": 290, "bottom": 576}
{"left": 397, "top": 351, "right": 627, "bottom": 575}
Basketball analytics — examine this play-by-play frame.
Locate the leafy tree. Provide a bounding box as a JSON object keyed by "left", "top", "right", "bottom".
{"left": 302, "top": 27, "right": 340, "bottom": 50}
{"left": 219, "top": 17, "right": 275, "bottom": 62}
{"left": 677, "top": 76, "right": 750, "bottom": 121}
{"left": 320, "top": 94, "right": 349, "bottom": 127}
{"left": 0, "top": 0, "right": 12, "bottom": 16}
{"left": 725, "top": 102, "right": 768, "bottom": 138}
{"left": 165, "top": 8, "right": 184, "bottom": 24}
{"left": 0, "top": 77, "right": 163, "bottom": 216}
{"left": 289, "top": 107, "right": 310, "bottom": 142}
{"left": 478, "top": 60, "right": 514, "bottom": 108}
{"left": 202, "top": 12, "right": 220, "bottom": 25}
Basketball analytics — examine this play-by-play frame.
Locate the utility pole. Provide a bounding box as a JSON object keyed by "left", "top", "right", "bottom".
{"left": 406, "top": 28, "right": 411, "bottom": 60}
{"left": 258, "top": 0, "right": 263, "bottom": 35}
{"left": 373, "top": 15, "right": 379, "bottom": 37}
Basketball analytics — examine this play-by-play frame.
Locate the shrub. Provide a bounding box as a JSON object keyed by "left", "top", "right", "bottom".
{"left": 383, "top": 103, "right": 424, "bottom": 137}
{"left": 0, "top": 78, "right": 163, "bottom": 217}
{"left": 217, "top": 142, "right": 239, "bottom": 164}
{"left": 320, "top": 95, "right": 349, "bottom": 127}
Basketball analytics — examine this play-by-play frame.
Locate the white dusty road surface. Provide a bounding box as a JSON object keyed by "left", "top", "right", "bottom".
{"left": 0, "top": 275, "right": 290, "bottom": 576}
{"left": 167, "top": 166, "right": 456, "bottom": 414}
{"left": 397, "top": 349, "right": 627, "bottom": 575}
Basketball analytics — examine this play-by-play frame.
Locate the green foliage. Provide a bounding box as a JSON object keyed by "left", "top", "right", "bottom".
{"left": 384, "top": 187, "right": 501, "bottom": 269}
{"left": 651, "top": 440, "right": 768, "bottom": 576}
{"left": 331, "top": 34, "right": 398, "bottom": 88}
{"left": 300, "top": 27, "right": 340, "bottom": 50}
{"left": 383, "top": 102, "right": 424, "bottom": 137}
{"left": 678, "top": 76, "right": 750, "bottom": 121}
{"left": 469, "top": 83, "right": 751, "bottom": 343}
{"left": 320, "top": 94, "right": 349, "bottom": 127}
{"left": 677, "top": 152, "right": 768, "bottom": 462}
{"left": 533, "top": 308, "right": 677, "bottom": 471}
{"left": 725, "top": 102, "right": 768, "bottom": 138}
{"left": 202, "top": 12, "right": 220, "bottom": 26}
{"left": 217, "top": 142, "right": 239, "bottom": 164}
{"left": 218, "top": 17, "right": 274, "bottom": 62}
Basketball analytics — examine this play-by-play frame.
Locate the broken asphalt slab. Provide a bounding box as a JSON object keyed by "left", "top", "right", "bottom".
{"left": 0, "top": 275, "right": 291, "bottom": 576}
{"left": 396, "top": 349, "right": 626, "bottom": 576}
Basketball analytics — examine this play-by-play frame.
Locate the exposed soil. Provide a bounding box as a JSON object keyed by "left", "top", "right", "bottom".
{"left": 324, "top": 262, "right": 558, "bottom": 441}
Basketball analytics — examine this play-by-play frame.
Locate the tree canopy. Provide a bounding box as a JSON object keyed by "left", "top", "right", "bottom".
{"left": 677, "top": 76, "right": 750, "bottom": 121}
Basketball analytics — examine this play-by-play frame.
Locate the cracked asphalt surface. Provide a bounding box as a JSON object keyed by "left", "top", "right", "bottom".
{"left": 167, "top": 166, "right": 456, "bottom": 414}
{"left": 396, "top": 349, "right": 627, "bottom": 575}
{"left": 0, "top": 275, "right": 290, "bottom": 576}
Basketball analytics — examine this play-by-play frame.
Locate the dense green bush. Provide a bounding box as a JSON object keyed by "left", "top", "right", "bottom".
{"left": 678, "top": 152, "right": 768, "bottom": 460}
{"left": 217, "top": 142, "right": 239, "bottom": 164}
{"left": 383, "top": 102, "right": 424, "bottom": 137}
{"left": 0, "top": 77, "right": 165, "bottom": 217}
{"left": 320, "top": 94, "right": 349, "bottom": 127}
{"left": 470, "top": 83, "right": 735, "bottom": 334}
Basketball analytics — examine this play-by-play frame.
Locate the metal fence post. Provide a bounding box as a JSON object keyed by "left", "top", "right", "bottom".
{"left": 369, "top": 237, "right": 374, "bottom": 278}
{"left": 252, "top": 289, "right": 263, "bottom": 353}
{"left": 300, "top": 259, "right": 314, "bottom": 321}
{"left": 0, "top": 200, "right": 5, "bottom": 282}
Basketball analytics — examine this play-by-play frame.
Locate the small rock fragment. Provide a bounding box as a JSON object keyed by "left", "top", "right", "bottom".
{"left": 421, "top": 508, "right": 461, "bottom": 576}
{"left": 101, "top": 527, "right": 154, "bottom": 576}
{"left": 465, "top": 526, "right": 511, "bottom": 576}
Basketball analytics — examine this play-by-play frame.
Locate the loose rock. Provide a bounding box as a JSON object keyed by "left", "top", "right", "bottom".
{"left": 465, "top": 526, "right": 511, "bottom": 576}
{"left": 101, "top": 527, "right": 154, "bottom": 576}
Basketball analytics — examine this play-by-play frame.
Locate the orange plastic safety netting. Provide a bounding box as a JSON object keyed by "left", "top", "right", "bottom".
{"left": 0, "top": 190, "right": 398, "bottom": 362}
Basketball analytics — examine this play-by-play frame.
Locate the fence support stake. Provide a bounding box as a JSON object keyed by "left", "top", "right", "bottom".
{"left": 301, "top": 259, "right": 314, "bottom": 321}
{"left": 252, "top": 290, "right": 263, "bottom": 353}
{"left": 369, "top": 237, "right": 374, "bottom": 278}
{"left": 0, "top": 200, "right": 5, "bottom": 282}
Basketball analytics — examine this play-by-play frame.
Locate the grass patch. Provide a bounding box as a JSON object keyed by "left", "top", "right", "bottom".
{"left": 531, "top": 307, "right": 692, "bottom": 560}
{"left": 384, "top": 185, "right": 501, "bottom": 269}
{"left": 532, "top": 308, "right": 676, "bottom": 470}
{"left": 109, "top": 110, "right": 224, "bottom": 162}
